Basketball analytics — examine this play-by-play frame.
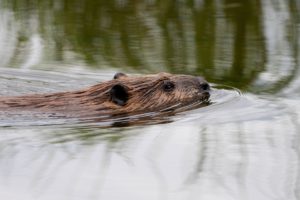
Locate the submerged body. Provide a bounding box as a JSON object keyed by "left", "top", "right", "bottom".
{"left": 0, "top": 72, "right": 210, "bottom": 119}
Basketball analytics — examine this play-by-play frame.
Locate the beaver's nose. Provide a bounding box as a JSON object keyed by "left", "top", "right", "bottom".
{"left": 200, "top": 82, "right": 210, "bottom": 91}
{"left": 197, "top": 77, "right": 210, "bottom": 91}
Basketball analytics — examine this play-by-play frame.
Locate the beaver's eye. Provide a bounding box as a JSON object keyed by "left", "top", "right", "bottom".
{"left": 162, "top": 81, "right": 175, "bottom": 92}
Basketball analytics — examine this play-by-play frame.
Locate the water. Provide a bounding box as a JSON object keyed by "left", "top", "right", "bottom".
{"left": 0, "top": 0, "right": 300, "bottom": 200}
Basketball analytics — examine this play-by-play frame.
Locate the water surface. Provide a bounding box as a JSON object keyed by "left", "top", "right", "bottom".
{"left": 0, "top": 0, "right": 300, "bottom": 200}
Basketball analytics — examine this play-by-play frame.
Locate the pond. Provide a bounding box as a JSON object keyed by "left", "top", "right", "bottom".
{"left": 0, "top": 0, "right": 300, "bottom": 199}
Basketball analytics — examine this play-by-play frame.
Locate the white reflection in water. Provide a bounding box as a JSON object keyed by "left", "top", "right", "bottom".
{"left": 255, "top": 0, "right": 295, "bottom": 91}
{"left": 20, "top": 34, "right": 43, "bottom": 69}
{"left": 0, "top": 10, "right": 17, "bottom": 68}
{"left": 0, "top": 93, "right": 299, "bottom": 200}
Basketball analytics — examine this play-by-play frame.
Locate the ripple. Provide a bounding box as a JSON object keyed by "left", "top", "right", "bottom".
{"left": 176, "top": 84, "right": 286, "bottom": 126}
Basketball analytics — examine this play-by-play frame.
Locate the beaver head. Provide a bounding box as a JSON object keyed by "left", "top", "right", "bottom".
{"left": 85, "top": 72, "right": 210, "bottom": 115}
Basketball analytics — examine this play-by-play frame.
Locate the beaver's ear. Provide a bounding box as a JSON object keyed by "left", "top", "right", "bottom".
{"left": 113, "top": 72, "right": 128, "bottom": 80}
{"left": 110, "top": 84, "right": 129, "bottom": 106}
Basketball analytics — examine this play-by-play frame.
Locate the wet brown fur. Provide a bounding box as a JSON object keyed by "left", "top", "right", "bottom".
{"left": 0, "top": 72, "right": 210, "bottom": 118}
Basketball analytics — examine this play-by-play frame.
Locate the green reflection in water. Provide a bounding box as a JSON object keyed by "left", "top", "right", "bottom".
{"left": 0, "top": 0, "right": 299, "bottom": 92}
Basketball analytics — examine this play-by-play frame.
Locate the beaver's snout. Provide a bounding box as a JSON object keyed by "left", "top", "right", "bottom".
{"left": 196, "top": 77, "right": 210, "bottom": 101}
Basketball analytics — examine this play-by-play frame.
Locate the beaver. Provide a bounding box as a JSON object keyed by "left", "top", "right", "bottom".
{"left": 0, "top": 72, "right": 210, "bottom": 120}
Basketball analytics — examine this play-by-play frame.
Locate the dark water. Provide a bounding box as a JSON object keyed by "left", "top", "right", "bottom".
{"left": 0, "top": 1, "right": 300, "bottom": 199}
